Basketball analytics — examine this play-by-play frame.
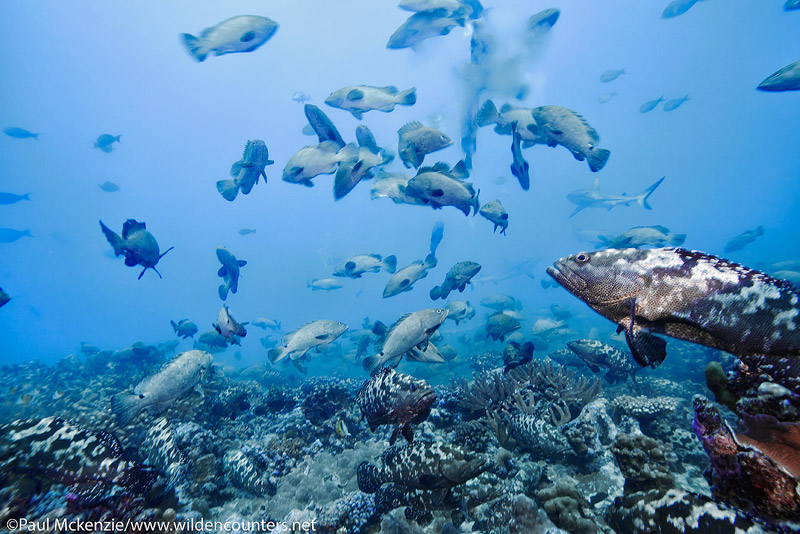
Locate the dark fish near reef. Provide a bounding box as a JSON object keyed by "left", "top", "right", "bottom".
{"left": 724, "top": 226, "right": 764, "bottom": 253}
{"left": 398, "top": 121, "right": 453, "bottom": 169}
{"left": 99, "top": 181, "right": 120, "bottom": 192}
{"left": 111, "top": 350, "right": 213, "bottom": 426}
{"left": 547, "top": 248, "right": 800, "bottom": 368}
{"left": 0, "top": 287, "right": 9, "bottom": 308}
{"left": 223, "top": 449, "right": 275, "bottom": 497}
{"left": 567, "top": 339, "right": 639, "bottom": 383}
{"left": 0, "top": 228, "right": 32, "bottom": 243}
{"left": 530, "top": 106, "right": 611, "bottom": 172}
{"left": 325, "top": 85, "right": 416, "bottom": 120}
{"left": 3, "top": 126, "right": 38, "bottom": 139}
{"left": 181, "top": 15, "right": 278, "bottom": 62}
{"left": 304, "top": 104, "right": 345, "bottom": 147}
{"left": 215, "top": 305, "right": 248, "bottom": 344}
{"left": 216, "top": 140, "right": 274, "bottom": 201}
{"left": 0, "top": 417, "right": 157, "bottom": 497}
{"left": 216, "top": 247, "right": 247, "bottom": 300}
{"left": 170, "top": 319, "right": 198, "bottom": 339}
{"left": 479, "top": 199, "right": 509, "bottom": 235}
{"left": 99, "top": 219, "right": 173, "bottom": 279}
{"left": 357, "top": 440, "right": 487, "bottom": 493}
{"left": 509, "top": 123, "right": 530, "bottom": 190}
{"left": 356, "top": 367, "right": 436, "bottom": 444}
{"left": 363, "top": 308, "right": 448, "bottom": 375}
{"left": 334, "top": 254, "right": 397, "bottom": 278}
{"left": 485, "top": 312, "right": 521, "bottom": 341}
{"left": 503, "top": 341, "right": 534, "bottom": 373}
{"left": 196, "top": 330, "right": 228, "bottom": 351}
{"left": 94, "top": 134, "right": 121, "bottom": 153}
{"left": 143, "top": 417, "right": 186, "bottom": 485}
{"left": 0, "top": 192, "right": 31, "bottom": 204}
{"left": 430, "top": 261, "right": 481, "bottom": 300}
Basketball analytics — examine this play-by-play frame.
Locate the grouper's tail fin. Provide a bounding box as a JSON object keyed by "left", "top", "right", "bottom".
{"left": 216, "top": 179, "right": 239, "bottom": 201}
{"left": 588, "top": 148, "right": 610, "bottom": 172}
{"left": 181, "top": 33, "right": 208, "bottom": 62}
{"left": 99, "top": 220, "right": 124, "bottom": 257}
{"left": 638, "top": 177, "right": 665, "bottom": 210}
{"left": 111, "top": 392, "right": 144, "bottom": 427}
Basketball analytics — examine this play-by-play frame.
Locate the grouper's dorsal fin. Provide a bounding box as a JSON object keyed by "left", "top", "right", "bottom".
{"left": 122, "top": 219, "right": 146, "bottom": 239}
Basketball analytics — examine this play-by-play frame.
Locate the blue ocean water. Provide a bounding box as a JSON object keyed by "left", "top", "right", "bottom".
{"left": 1, "top": 1, "right": 799, "bottom": 532}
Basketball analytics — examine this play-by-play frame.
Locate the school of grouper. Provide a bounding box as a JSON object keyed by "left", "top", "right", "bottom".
{"left": 2, "top": 1, "right": 800, "bottom": 533}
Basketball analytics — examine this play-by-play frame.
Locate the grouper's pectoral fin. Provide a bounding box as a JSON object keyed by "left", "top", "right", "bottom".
{"left": 625, "top": 298, "right": 667, "bottom": 368}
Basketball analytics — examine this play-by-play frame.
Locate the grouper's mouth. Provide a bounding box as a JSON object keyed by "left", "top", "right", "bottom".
{"left": 546, "top": 262, "right": 587, "bottom": 294}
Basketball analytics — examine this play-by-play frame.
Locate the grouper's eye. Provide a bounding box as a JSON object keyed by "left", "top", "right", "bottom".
{"left": 410, "top": 383, "right": 417, "bottom": 392}
{"left": 575, "top": 252, "right": 590, "bottom": 264}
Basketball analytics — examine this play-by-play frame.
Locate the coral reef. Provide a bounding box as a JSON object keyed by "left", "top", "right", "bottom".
{"left": 611, "top": 394, "right": 680, "bottom": 422}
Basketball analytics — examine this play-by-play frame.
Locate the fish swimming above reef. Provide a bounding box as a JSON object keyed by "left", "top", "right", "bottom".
{"left": 405, "top": 161, "right": 479, "bottom": 216}
{"left": 325, "top": 85, "right": 416, "bottom": 119}
{"left": 384, "top": 254, "right": 438, "bottom": 298}
{"left": 99, "top": 219, "right": 173, "bottom": 279}
{"left": 430, "top": 261, "right": 481, "bottom": 300}
{"left": 567, "top": 177, "right": 665, "bottom": 218}
{"left": 282, "top": 141, "right": 358, "bottom": 186}
{"left": 334, "top": 254, "right": 397, "bottom": 279}
{"left": 724, "top": 226, "right": 764, "bottom": 253}
{"left": 485, "top": 312, "right": 521, "bottom": 341}
{"left": 268, "top": 320, "right": 349, "bottom": 372}
{"left": 530, "top": 106, "right": 611, "bottom": 172}
{"left": 215, "top": 305, "right": 247, "bottom": 344}
{"left": 398, "top": 121, "right": 453, "bottom": 169}
{"left": 567, "top": 339, "right": 639, "bottom": 383}
{"left": 171, "top": 319, "right": 198, "bottom": 339}
{"left": 181, "top": 15, "right": 278, "bottom": 62}
{"left": 111, "top": 349, "right": 214, "bottom": 427}
{"left": 3, "top": 126, "right": 38, "bottom": 139}
{"left": 596, "top": 225, "right": 686, "bottom": 249}
{"left": 216, "top": 140, "right": 274, "bottom": 201}
{"left": 503, "top": 340, "right": 534, "bottom": 373}
{"left": 547, "top": 247, "right": 800, "bottom": 369}
{"left": 357, "top": 439, "right": 487, "bottom": 493}
{"left": 387, "top": 8, "right": 468, "bottom": 50}
{"left": 362, "top": 308, "right": 448, "bottom": 375}
{"left": 480, "top": 199, "right": 509, "bottom": 235}
{"left": 758, "top": 60, "right": 800, "bottom": 92}
{"left": 216, "top": 247, "right": 247, "bottom": 300}
{"left": 94, "top": 134, "right": 121, "bottom": 153}
{"left": 304, "top": 104, "right": 345, "bottom": 147}
{"left": 445, "top": 299, "right": 475, "bottom": 325}
{"left": 0, "top": 416, "right": 157, "bottom": 498}
{"left": 356, "top": 367, "right": 436, "bottom": 444}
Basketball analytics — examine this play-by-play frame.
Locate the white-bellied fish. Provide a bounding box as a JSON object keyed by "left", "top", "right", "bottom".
{"left": 334, "top": 254, "right": 397, "bottom": 278}
{"left": 567, "top": 177, "right": 664, "bottom": 218}
{"left": 215, "top": 305, "right": 247, "bottom": 344}
{"left": 99, "top": 219, "right": 173, "bottom": 279}
{"left": 547, "top": 248, "right": 800, "bottom": 368}
{"left": 362, "top": 308, "right": 448, "bottom": 375}
{"left": 405, "top": 161, "right": 479, "bottom": 216}
{"left": 282, "top": 141, "right": 358, "bottom": 186}
{"left": 181, "top": 15, "right": 278, "bottom": 62}
{"left": 111, "top": 350, "right": 213, "bottom": 426}
{"left": 325, "top": 85, "right": 416, "bottom": 119}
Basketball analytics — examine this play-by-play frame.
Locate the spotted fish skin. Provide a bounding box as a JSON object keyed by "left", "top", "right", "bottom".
{"left": 223, "top": 449, "right": 275, "bottom": 497}
{"left": 0, "top": 417, "right": 156, "bottom": 493}
{"left": 356, "top": 367, "right": 436, "bottom": 445}
{"left": 548, "top": 248, "right": 800, "bottom": 368}
{"left": 357, "top": 440, "right": 487, "bottom": 494}
{"left": 143, "top": 417, "right": 186, "bottom": 485}
{"left": 567, "top": 339, "right": 638, "bottom": 383}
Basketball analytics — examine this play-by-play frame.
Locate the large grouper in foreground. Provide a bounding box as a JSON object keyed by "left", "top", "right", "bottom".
{"left": 546, "top": 247, "right": 800, "bottom": 368}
